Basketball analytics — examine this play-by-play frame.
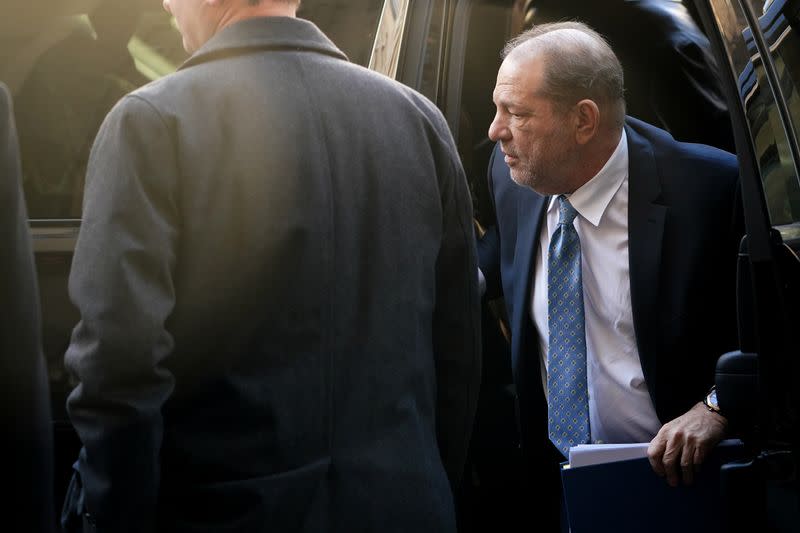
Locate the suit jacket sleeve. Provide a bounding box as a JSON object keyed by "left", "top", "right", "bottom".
{"left": 0, "top": 84, "right": 54, "bottom": 533}
{"left": 476, "top": 145, "right": 503, "bottom": 301}
{"left": 430, "top": 113, "right": 482, "bottom": 487}
{"left": 65, "top": 94, "right": 179, "bottom": 533}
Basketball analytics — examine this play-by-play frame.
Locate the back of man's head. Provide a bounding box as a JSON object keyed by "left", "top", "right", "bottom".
{"left": 503, "top": 21, "right": 626, "bottom": 130}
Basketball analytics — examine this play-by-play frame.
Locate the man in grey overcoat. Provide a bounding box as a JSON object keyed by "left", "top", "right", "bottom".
{"left": 62, "top": 1, "right": 481, "bottom": 531}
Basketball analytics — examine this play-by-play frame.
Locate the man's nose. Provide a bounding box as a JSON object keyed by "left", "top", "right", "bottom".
{"left": 488, "top": 113, "right": 509, "bottom": 142}
{"left": 163, "top": 0, "right": 172, "bottom": 14}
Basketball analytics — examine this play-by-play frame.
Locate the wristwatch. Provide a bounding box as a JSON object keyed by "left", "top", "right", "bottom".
{"left": 703, "top": 386, "right": 722, "bottom": 414}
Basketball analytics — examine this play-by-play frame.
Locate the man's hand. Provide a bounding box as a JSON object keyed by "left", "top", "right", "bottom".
{"left": 647, "top": 402, "right": 728, "bottom": 487}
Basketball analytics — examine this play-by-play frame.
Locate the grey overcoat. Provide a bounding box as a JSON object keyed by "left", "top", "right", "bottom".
{"left": 64, "top": 16, "right": 480, "bottom": 533}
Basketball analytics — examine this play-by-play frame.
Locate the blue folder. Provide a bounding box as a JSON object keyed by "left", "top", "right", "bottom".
{"left": 560, "top": 440, "right": 746, "bottom": 532}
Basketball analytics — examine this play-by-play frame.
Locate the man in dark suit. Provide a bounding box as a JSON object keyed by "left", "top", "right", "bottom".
{"left": 0, "top": 82, "right": 54, "bottom": 532}
{"left": 62, "top": 1, "right": 481, "bottom": 531}
{"left": 479, "top": 21, "right": 741, "bottom": 531}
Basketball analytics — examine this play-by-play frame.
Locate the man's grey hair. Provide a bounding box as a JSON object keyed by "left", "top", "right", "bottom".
{"left": 502, "top": 21, "right": 626, "bottom": 128}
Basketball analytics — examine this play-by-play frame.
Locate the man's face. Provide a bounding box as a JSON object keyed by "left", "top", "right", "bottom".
{"left": 163, "top": 0, "right": 216, "bottom": 54}
{"left": 488, "top": 54, "right": 578, "bottom": 195}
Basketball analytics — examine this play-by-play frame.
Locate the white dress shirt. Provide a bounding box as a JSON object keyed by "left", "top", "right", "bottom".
{"left": 531, "top": 130, "right": 662, "bottom": 444}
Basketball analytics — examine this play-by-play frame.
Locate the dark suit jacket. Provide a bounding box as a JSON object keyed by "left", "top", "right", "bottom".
{"left": 479, "top": 116, "right": 742, "bottom": 529}
{"left": 0, "top": 83, "right": 54, "bottom": 532}
{"left": 64, "top": 17, "right": 480, "bottom": 533}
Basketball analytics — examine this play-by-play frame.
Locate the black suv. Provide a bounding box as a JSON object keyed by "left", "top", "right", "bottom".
{"left": 4, "top": 0, "right": 798, "bottom": 530}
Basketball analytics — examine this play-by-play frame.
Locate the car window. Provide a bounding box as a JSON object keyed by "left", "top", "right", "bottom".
{"left": 416, "top": 0, "right": 446, "bottom": 102}
{"left": 3, "top": 11, "right": 157, "bottom": 220}
{"left": 445, "top": 0, "right": 520, "bottom": 228}
{"left": 299, "top": 0, "right": 384, "bottom": 67}
{"left": 391, "top": 0, "right": 446, "bottom": 102}
{"left": 709, "top": 0, "right": 800, "bottom": 226}
{"left": 758, "top": 0, "right": 800, "bottom": 225}
{"left": 2, "top": 1, "right": 384, "bottom": 221}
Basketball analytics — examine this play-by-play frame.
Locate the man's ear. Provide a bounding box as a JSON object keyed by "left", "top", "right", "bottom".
{"left": 573, "top": 99, "right": 600, "bottom": 145}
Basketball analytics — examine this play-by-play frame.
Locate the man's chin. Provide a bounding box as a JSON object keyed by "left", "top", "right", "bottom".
{"left": 510, "top": 170, "right": 535, "bottom": 190}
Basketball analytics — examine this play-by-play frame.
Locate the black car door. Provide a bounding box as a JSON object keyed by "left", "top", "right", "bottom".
{"left": 693, "top": 0, "right": 800, "bottom": 530}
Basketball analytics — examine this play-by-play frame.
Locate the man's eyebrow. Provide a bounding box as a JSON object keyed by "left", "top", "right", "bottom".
{"left": 492, "top": 90, "right": 514, "bottom": 107}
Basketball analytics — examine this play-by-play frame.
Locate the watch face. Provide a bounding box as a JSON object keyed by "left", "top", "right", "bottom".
{"left": 707, "top": 389, "right": 720, "bottom": 411}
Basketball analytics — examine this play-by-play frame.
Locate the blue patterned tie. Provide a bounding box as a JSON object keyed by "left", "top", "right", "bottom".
{"left": 547, "top": 195, "right": 590, "bottom": 457}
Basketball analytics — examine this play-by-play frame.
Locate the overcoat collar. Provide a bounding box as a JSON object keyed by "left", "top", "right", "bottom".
{"left": 179, "top": 16, "right": 348, "bottom": 71}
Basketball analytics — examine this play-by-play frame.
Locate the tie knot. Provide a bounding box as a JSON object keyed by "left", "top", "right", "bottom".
{"left": 557, "top": 195, "right": 578, "bottom": 226}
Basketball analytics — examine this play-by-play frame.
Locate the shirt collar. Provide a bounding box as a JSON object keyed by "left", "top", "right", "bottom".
{"left": 548, "top": 129, "right": 628, "bottom": 227}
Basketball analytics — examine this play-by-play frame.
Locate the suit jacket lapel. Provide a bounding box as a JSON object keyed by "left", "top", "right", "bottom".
{"left": 626, "top": 123, "right": 668, "bottom": 407}
{"left": 510, "top": 188, "right": 547, "bottom": 387}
